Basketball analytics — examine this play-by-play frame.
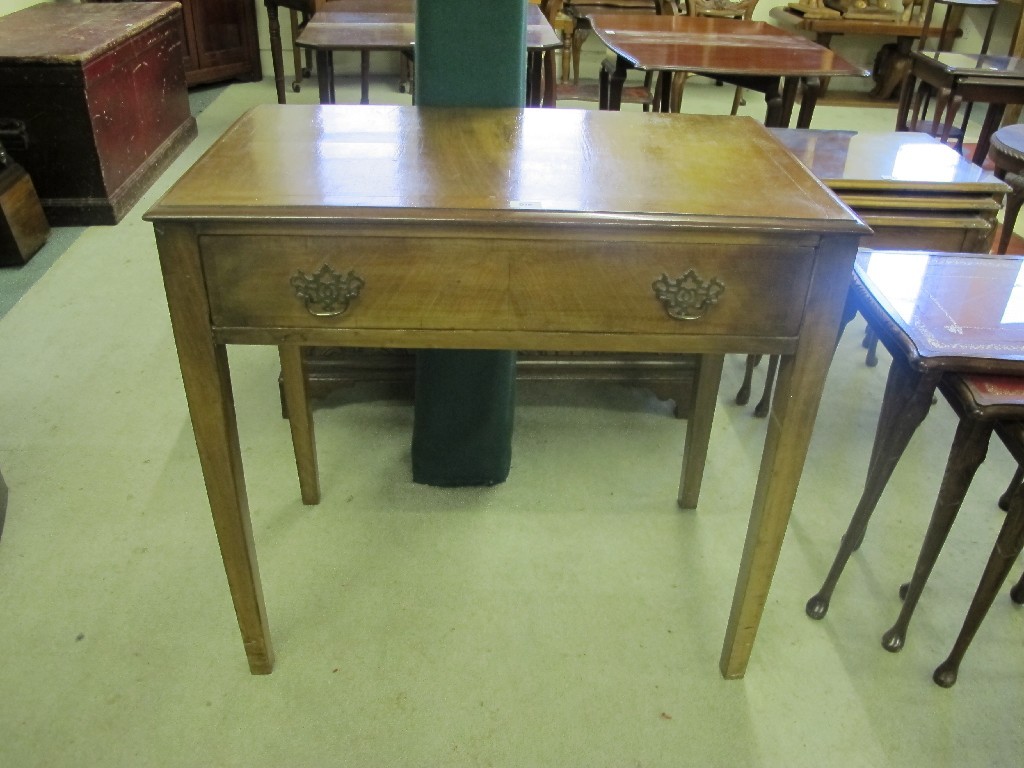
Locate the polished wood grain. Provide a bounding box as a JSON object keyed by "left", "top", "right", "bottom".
{"left": 147, "top": 104, "right": 868, "bottom": 678}
{"left": 771, "top": 129, "right": 1008, "bottom": 253}
{"left": 587, "top": 15, "right": 867, "bottom": 124}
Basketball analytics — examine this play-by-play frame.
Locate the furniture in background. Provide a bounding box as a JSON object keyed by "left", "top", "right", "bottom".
{"left": 264, "top": 0, "right": 322, "bottom": 103}
{"left": 768, "top": 4, "right": 951, "bottom": 102}
{"left": 85, "top": 0, "right": 263, "bottom": 87}
{"left": 145, "top": 103, "right": 868, "bottom": 678}
{"left": 988, "top": 122, "right": 1024, "bottom": 254}
{"left": 737, "top": 128, "right": 1009, "bottom": 414}
{"left": 896, "top": 0, "right": 1024, "bottom": 163}
{"left": 591, "top": 15, "right": 868, "bottom": 125}
{"left": 806, "top": 249, "right": 1024, "bottom": 686}
{"left": 295, "top": 2, "right": 562, "bottom": 107}
{"left": 559, "top": 0, "right": 674, "bottom": 85}
{"left": 670, "top": 0, "right": 761, "bottom": 114}
{"left": 0, "top": 140, "right": 48, "bottom": 267}
{"left": 0, "top": 2, "right": 197, "bottom": 225}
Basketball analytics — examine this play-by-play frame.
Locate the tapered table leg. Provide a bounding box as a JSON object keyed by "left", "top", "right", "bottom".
{"left": 678, "top": 354, "right": 723, "bottom": 510}
{"left": 156, "top": 223, "right": 274, "bottom": 675}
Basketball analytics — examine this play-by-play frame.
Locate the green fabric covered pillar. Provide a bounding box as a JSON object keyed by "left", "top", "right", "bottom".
{"left": 410, "top": 0, "right": 525, "bottom": 486}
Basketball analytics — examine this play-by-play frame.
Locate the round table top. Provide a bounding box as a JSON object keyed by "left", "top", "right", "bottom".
{"left": 990, "top": 124, "right": 1024, "bottom": 168}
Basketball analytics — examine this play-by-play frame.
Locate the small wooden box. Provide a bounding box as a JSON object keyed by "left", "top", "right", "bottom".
{"left": 0, "top": 2, "right": 198, "bottom": 225}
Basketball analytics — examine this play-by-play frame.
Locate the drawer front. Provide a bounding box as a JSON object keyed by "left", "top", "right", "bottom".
{"left": 202, "top": 234, "right": 816, "bottom": 338}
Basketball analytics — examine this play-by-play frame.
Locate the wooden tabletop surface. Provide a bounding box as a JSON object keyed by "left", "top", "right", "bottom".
{"left": 855, "top": 249, "right": 1024, "bottom": 372}
{"left": 587, "top": 15, "right": 867, "bottom": 78}
{"left": 770, "top": 129, "right": 1008, "bottom": 192}
{"left": 0, "top": 1, "right": 178, "bottom": 61}
{"left": 299, "top": 1, "right": 560, "bottom": 51}
{"left": 148, "top": 104, "right": 865, "bottom": 235}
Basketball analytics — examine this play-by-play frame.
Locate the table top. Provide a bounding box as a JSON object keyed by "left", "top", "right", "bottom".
{"left": 298, "top": 1, "right": 560, "bottom": 52}
{"left": 854, "top": 249, "right": 1024, "bottom": 372}
{"left": 147, "top": 104, "right": 865, "bottom": 236}
{"left": 587, "top": 15, "right": 867, "bottom": 78}
{"left": 0, "top": 1, "right": 178, "bottom": 62}
{"left": 770, "top": 129, "right": 1007, "bottom": 193}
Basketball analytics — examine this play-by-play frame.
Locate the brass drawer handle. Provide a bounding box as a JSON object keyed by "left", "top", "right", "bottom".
{"left": 290, "top": 264, "right": 365, "bottom": 317}
{"left": 652, "top": 270, "right": 725, "bottom": 321}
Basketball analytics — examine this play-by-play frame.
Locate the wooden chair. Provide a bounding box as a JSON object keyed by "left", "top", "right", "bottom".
{"left": 537, "top": 0, "right": 577, "bottom": 84}
{"left": 669, "top": 0, "right": 761, "bottom": 114}
{"left": 896, "top": 0, "right": 1024, "bottom": 163}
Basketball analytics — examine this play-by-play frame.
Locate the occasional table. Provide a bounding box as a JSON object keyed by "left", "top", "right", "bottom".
{"left": 145, "top": 104, "right": 868, "bottom": 678}
{"left": 296, "top": 1, "right": 562, "bottom": 106}
{"left": 769, "top": 6, "right": 950, "bottom": 101}
{"left": 588, "top": 15, "right": 867, "bottom": 126}
{"left": 807, "top": 249, "right": 1024, "bottom": 623}
{"left": 734, "top": 129, "right": 1010, "bottom": 414}
{"left": 896, "top": 49, "right": 1024, "bottom": 165}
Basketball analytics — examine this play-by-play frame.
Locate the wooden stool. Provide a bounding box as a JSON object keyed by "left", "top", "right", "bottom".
{"left": 988, "top": 123, "right": 1024, "bottom": 254}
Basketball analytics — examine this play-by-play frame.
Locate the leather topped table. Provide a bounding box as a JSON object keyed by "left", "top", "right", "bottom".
{"left": 808, "top": 248, "right": 1024, "bottom": 620}
{"left": 296, "top": 1, "right": 562, "bottom": 106}
{"left": 588, "top": 15, "right": 868, "bottom": 126}
{"left": 145, "top": 104, "right": 868, "bottom": 678}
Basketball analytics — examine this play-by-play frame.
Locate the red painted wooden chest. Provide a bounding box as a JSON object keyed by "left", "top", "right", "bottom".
{"left": 0, "top": 2, "right": 197, "bottom": 225}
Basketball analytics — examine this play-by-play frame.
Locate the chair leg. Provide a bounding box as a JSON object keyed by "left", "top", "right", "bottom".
{"left": 730, "top": 86, "right": 744, "bottom": 116}
{"left": 736, "top": 354, "right": 760, "bottom": 405}
{"left": 670, "top": 71, "right": 689, "bottom": 113}
{"left": 572, "top": 28, "right": 588, "bottom": 86}
{"left": 753, "top": 355, "right": 778, "bottom": 418}
{"left": 881, "top": 417, "right": 993, "bottom": 653}
{"left": 933, "top": 474, "right": 1024, "bottom": 687}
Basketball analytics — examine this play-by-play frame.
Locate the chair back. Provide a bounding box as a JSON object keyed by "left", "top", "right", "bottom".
{"left": 684, "top": 0, "right": 758, "bottom": 19}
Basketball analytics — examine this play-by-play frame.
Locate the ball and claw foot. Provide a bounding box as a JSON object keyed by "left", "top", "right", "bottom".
{"left": 805, "top": 594, "right": 830, "bottom": 620}
{"left": 933, "top": 660, "right": 958, "bottom": 688}
{"left": 881, "top": 627, "right": 905, "bottom": 653}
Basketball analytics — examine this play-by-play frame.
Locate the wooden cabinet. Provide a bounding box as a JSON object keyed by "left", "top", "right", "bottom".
{"left": 86, "top": 0, "right": 262, "bottom": 86}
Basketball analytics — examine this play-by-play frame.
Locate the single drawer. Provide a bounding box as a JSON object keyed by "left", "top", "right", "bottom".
{"left": 202, "top": 234, "right": 816, "bottom": 338}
